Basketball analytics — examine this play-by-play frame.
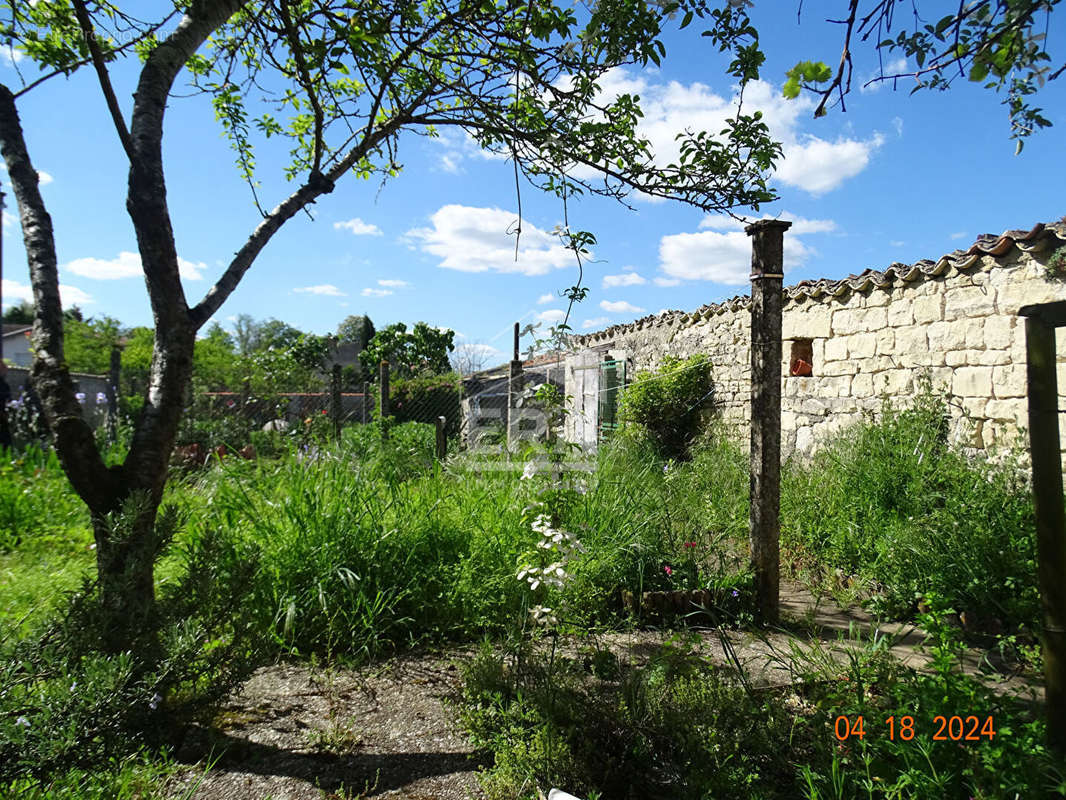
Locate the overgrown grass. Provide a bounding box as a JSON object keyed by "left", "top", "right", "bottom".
{"left": 186, "top": 424, "right": 753, "bottom": 659}
{"left": 461, "top": 610, "right": 1064, "bottom": 799}
{"left": 780, "top": 388, "right": 1038, "bottom": 630}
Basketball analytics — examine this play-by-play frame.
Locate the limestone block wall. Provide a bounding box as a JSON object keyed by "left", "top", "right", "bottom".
{"left": 569, "top": 221, "right": 1066, "bottom": 461}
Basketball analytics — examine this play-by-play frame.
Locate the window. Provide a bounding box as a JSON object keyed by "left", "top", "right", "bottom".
{"left": 789, "top": 339, "right": 813, "bottom": 377}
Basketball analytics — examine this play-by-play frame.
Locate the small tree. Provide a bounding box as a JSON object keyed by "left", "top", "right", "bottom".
{"left": 0, "top": 0, "right": 778, "bottom": 653}
{"left": 361, "top": 322, "right": 456, "bottom": 381}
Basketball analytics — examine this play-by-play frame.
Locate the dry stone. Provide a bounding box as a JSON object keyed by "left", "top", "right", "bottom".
{"left": 566, "top": 238, "right": 1066, "bottom": 464}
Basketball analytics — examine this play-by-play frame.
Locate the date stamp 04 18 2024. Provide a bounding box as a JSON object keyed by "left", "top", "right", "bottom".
{"left": 833, "top": 715, "right": 997, "bottom": 743}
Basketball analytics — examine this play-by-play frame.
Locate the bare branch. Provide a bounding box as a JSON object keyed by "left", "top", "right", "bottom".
{"left": 71, "top": 0, "right": 135, "bottom": 160}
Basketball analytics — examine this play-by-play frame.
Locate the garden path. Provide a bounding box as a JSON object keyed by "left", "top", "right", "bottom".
{"left": 169, "top": 584, "right": 1042, "bottom": 800}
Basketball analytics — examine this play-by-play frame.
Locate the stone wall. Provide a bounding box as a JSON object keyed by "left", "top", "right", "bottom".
{"left": 567, "top": 221, "right": 1066, "bottom": 460}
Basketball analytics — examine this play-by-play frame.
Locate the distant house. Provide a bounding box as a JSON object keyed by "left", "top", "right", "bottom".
{"left": 2, "top": 325, "right": 32, "bottom": 367}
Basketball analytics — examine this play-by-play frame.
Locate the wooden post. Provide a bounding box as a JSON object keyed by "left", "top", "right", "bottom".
{"left": 379, "top": 360, "right": 390, "bottom": 441}
{"left": 106, "top": 344, "right": 121, "bottom": 446}
{"left": 435, "top": 415, "right": 447, "bottom": 460}
{"left": 1022, "top": 309, "right": 1066, "bottom": 753}
{"left": 361, "top": 381, "right": 368, "bottom": 424}
{"left": 330, "top": 363, "right": 342, "bottom": 441}
{"left": 746, "top": 219, "right": 790, "bottom": 625}
{"left": 507, "top": 322, "right": 524, "bottom": 448}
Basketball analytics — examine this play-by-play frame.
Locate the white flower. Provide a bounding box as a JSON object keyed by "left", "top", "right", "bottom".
{"left": 529, "top": 605, "right": 558, "bottom": 625}
{"left": 531, "top": 515, "right": 552, "bottom": 535}
{"left": 521, "top": 461, "right": 537, "bottom": 480}
{"left": 149, "top": 693, "right": 162, "bottom": 711}
{"left": 15, "top": 716, "right": 29, "bottom": 728}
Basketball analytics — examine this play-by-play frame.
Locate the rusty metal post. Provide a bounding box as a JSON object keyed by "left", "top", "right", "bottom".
{"left": 507, "top": 322, "right": 524, "bottom": 448}
{"left": 330, "top": 363, "right": 342, "bottom": 441}
{"left": 1024, "top": 314, "right": 1066, "bottom": 753}
{"left": 379, "top": 360, "right": 390, "bottom": 441}
{"left": 746, "top": 219, "right": 790, "bottom": 625}
{"left": 435, "top": 415, "right": 447, "bottom": 460}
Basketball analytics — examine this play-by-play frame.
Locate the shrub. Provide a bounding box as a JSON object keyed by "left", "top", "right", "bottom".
{"left": 617, "top": 354, "right": 715, "bottom": 459}
{"left": 374, "top": 371, "right": 462, "bottom": 437}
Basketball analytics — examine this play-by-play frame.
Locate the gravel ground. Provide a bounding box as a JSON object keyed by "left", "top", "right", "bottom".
{"left": 171, "top": 651, "right": 488, "bottom": 800}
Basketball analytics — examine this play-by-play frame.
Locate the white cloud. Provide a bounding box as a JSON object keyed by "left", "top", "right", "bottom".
{"left": 537, "top": 309, "right": 567, "bottom": 324}
{"left": 776, "top": 133, "right": 885, "bottom": 195}
{"left": 377, "top": 279, "right": 410, "bottom": 288}
{"left": 950, "top": 231, "right": 968, "bottom": 241}
{"left": 2, "top": 210, "right": 13, "bottom": 229}
{"left": 459, "top": 343, "right": 503, "bottom": 358}
{"left": 0, "top": 46, "right": 24, "bottom": 66}
{"left": 439, "top": 154, "right": 462, "bottom": 174}
{"left": 658, "top": 230, "right": 812, "bottom": 284}
{"left": 37, "top": 171, "right": 52, "bottom": 186}
{"left": 64, "top": 251, "right": 207, "bottom": 280}
{"left": 697, "top": 216, "right": 746, "bottom": 232}
{"left": 405, "top": 205, "right": 578, "bottom": 276}
{"left": 566, "top": 70, "right": 884, "bottom": 197}
{"left": 600, "top": 299, "right": 645, "bottom": 314}
{"left": 3, "top": 279, "right": 92, "bottom": 307}
{"left": 602, "top": 272, "right": 647, "bottom": 288}
{"left": 891, "top": 116, "right": 904, "bottom": 137}
{"left": 654, "top": 277, "right": 681, "bottom": 287}
{"left": 697, "top": 212, "right": 836, "bottom": 236}
{"left": 537, "top": 293, "right": 556, "bottom": 304}
{"left": 361, "top": 287, "right": 393, "bottom": 297}
{"left": 294, "top": 284, "right": 346, "bottom": 296}
{"left": 861, "top": 57, "right": 909, "bottom": 92}
{"left": 890, "top": 240, "right": 906, "bottom": 247}
{"left": 582, "top": 316, "right": 611, "bottom": 329}
{"left": 334, "top": 218, "right": 383, "bottom": 236}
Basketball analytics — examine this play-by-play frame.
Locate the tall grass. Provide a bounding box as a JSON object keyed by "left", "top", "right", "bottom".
{"left": 780, "top": 389, "right": 1037, "bottom": 628}
{"left": 187, "top": 425, "right": 753, "bottom": 658}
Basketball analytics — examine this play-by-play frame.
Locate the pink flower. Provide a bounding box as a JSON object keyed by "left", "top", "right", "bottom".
{"left": 683, "top": 541, "right": 697, "bottom": 549}
{"left": 664, "top": 565, "right": 673, "bottom": 576}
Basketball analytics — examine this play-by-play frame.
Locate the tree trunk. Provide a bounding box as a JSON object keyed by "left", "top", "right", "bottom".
{"left": 93, "top": 498, "right": 160, "bottom": 653}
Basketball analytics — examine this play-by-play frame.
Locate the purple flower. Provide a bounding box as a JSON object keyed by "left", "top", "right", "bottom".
{"left": 96, "top": 391, "right": 107, "bottom": 404}
{"left": 148, "top": 693, "right": 162, "bottom": 711}
{"left": 15, "top": 716, "right": 29, "bottom": 728}
{"left": 75, "top": 392, "right": 86, "bottom": 404}
{"left": 731, "top": 589, "right": 740, "bottom": 598}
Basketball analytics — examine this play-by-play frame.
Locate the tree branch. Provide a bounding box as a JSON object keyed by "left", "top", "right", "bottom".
{"left": 276, "top": 0, "right": 326, "bottom": 175}
{"left": 0, "top": 84, "right": 119, "bottom": 511}
{"left": 70, "top": 0, "right": 135, "bottom": 161}
{"left": 189, "top": 116, "right": 407, "bottom": 328}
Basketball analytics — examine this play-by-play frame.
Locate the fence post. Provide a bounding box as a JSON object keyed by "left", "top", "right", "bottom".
{"left": 331, "top": 363, "right": 342, "bottom": 441}
{"left": 106, "top": 343, "right": 121, "bottom": 446}
{"left": 507, "top": 322, "right": 524, "bottom": 449}
{"left": 435, "top": 415, "right": 447, "bottom": 460}
{"left": 746, "top": 219, "right": 790, "bottom": 625}
{"left": 379, "top": 360, "right": 390, "bottom": 441}
{"left": 1021, "top": 307, "right": 1066, "bottom": 753}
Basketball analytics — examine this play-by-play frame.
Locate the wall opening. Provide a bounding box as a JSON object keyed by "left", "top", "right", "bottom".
{"left": 789, "top": 338, "right": 813, "bottom": 377}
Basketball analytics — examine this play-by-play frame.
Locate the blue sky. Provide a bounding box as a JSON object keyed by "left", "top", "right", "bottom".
{"left": 2, "top": 4, "right": 1064, "bottom": 366}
